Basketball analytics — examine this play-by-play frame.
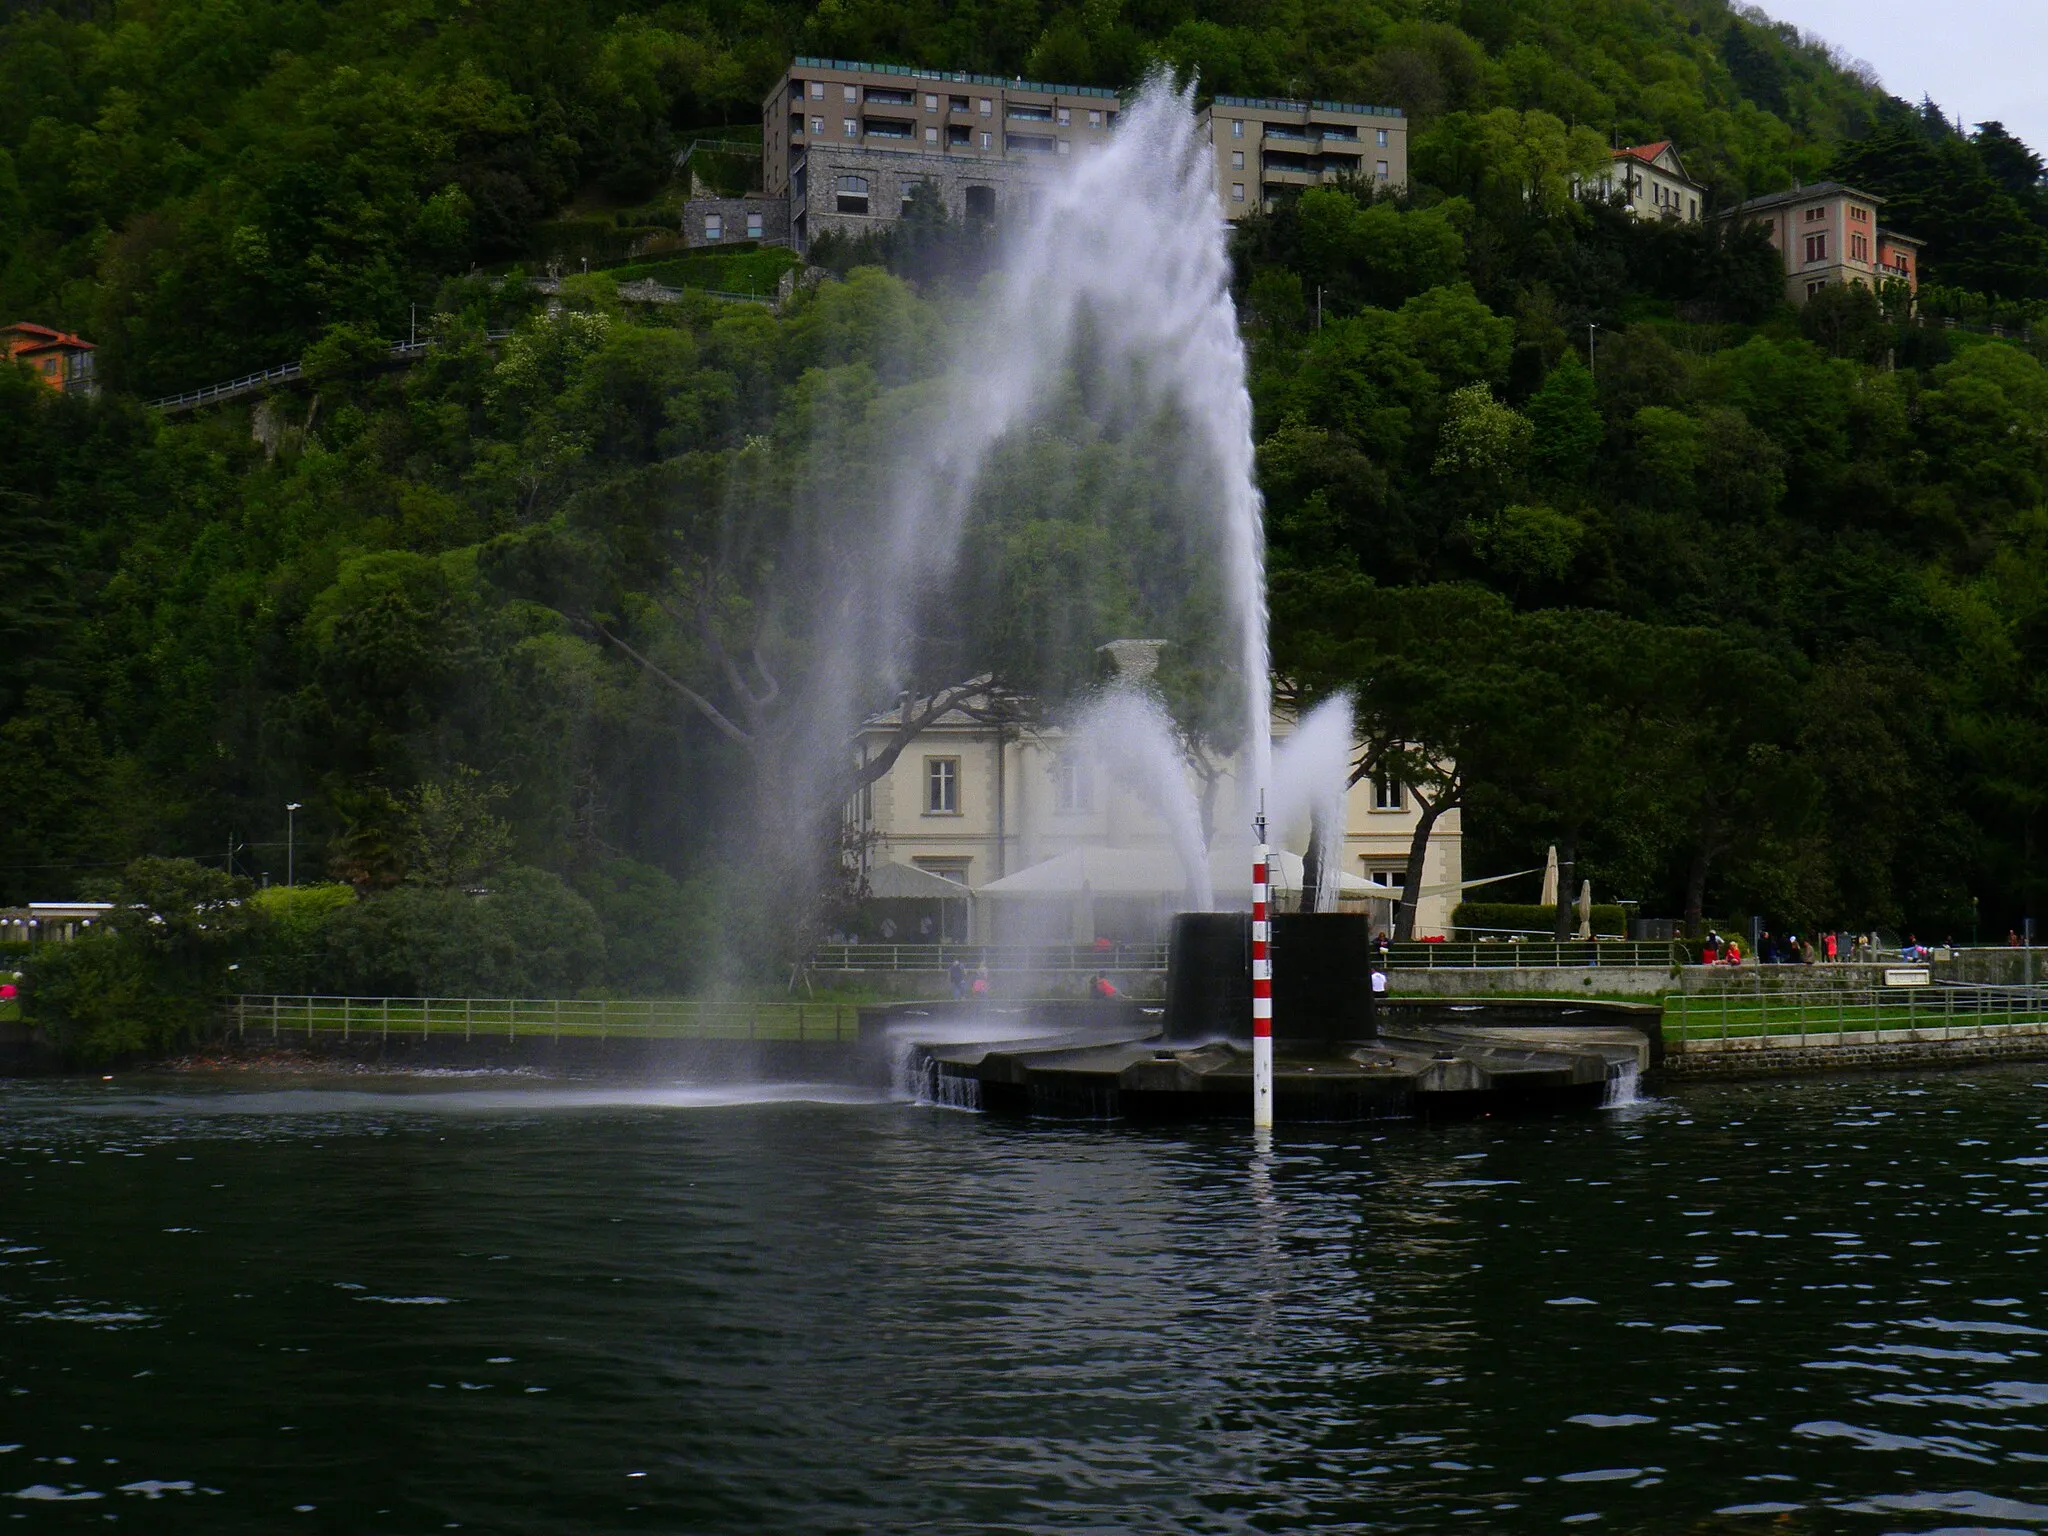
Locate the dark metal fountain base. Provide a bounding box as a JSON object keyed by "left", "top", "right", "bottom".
{"left": 866, "top": 998, "right": 1659, "bottom": 1123}
{"left": 864, "top": 913, "right": 1659, "bottom": 1123}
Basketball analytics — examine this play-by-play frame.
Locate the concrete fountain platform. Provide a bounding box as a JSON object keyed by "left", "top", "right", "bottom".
{"left": 864, "top": 997, "right": 1660, "bottom": 1122}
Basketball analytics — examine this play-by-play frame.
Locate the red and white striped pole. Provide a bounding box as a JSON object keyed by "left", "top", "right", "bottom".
{"left": 1252, "top": 798, "right": 1273, "bottom": 1128}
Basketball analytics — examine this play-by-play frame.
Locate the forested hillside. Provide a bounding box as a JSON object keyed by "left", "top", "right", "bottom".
{"left": 9, "top": 0, "right": 2048, "bottom": 1047}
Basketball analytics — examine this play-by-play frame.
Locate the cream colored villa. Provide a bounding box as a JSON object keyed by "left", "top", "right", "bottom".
{"left": 1583, "top": 141, "right": 1705, "bottom": 223}
{"left": 846, "top": 658, "right": 1463, "bottom": 945}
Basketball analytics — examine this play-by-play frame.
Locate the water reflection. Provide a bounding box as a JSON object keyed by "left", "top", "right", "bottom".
{"left": 0, "top": 1069, "right": 2044, "bottom": 1531}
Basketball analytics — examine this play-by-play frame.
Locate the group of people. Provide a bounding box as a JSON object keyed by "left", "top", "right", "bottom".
{"left": 946, "top": 961, "right": 990, "bottom": 1000}
{"left": 1702, "top": 930, "right": 1909, "bottom": 966}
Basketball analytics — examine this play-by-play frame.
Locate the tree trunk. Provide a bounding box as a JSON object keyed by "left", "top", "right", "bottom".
{"left": 1552, "top": 828, "right": 1578, "bottom": 942}
{"left": 1394, "top": 799, "right": 1445, "bottom": 942}
{"left": 1684, "top": 843, "right": 1710, "bottom": 941}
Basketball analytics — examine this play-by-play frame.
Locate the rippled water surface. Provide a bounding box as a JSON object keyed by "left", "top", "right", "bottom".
{"left": 3, "top": 1068, "right": 2047, "bottom": 1532}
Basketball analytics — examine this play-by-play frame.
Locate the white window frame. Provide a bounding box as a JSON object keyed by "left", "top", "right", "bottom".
{"left": 746, "top": 212, "right": 763, "bottom": 239}
{"left": 925, "top": 757, "right": 960, "bottom": 815}
{"left": 810, "top": 115, "right": 824, "bottom": 135}
{"left": 842, "top": 117, "right": 857, "bottom": 138}
{"left": 1231, "top": 182, "right": 1245, "bottom": 202}
{"left": 1231, "top": 150, "right": 1244, "bottom": 169}
{"left": 1230, "top": 118, "right": 1243, "bottom": 138}
{"left": 1370, "top": 773, "right": 1403, "bottom": 812}
{"left": 1052, "top": 758, "right": 1094, "bottom": 815}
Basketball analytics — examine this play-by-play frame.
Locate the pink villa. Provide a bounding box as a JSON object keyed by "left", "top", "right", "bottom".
{"left": 1723, "top": 181, "right": 1923, "bottom": 308}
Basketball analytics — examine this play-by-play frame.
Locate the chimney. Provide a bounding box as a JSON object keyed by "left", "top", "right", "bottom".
{"left": 1096, "top": 638, "right": 1170, "bottom": 683}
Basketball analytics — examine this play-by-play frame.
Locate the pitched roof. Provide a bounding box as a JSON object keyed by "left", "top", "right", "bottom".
{"left": 4, "top": 321, "right": 95, "bottom": 354}
{"left": 1725, "top": 181, "right": 1884, "bottom": 217}
{"left": 1614, "top": 141, "right": 1672, "bottom": 163}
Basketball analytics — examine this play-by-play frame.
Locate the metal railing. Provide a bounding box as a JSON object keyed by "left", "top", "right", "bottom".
{"left": 225, "top": 995, "right": 855, "bottom": 1043}
{"left": 808, "top": 938, "right": 1681, "bottom": 974}
{"left": 811, "top": 943, "right": 1168, "bottom": 973}
{"left": 1382, "top": 940, "right": 1681, "bottom": 970}
{"left": 145, "top": 332, "right": 512, "bottom": 413}
{"left": 1666, "top": 984, "right": 2048, "bottom": 1047}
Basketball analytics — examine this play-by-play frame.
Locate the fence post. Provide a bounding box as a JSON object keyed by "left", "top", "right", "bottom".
{"left": 465, "top": 998, "right": 473, "bottom": 1043}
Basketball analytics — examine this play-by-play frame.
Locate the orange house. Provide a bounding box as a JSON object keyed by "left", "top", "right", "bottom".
{"left": 1722, "top": 182, "right": 1923, "bottom": 309}
{"left": 3, "top": 321, "right": 97, "bottom": 393}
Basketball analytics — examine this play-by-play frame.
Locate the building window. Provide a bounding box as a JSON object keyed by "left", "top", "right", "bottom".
{"left": 746, "top": 211, "right": 764, "bottom": 239}
{"left": 703, "top": 213, "right": 722, "bottom": 242}
{"left": 1230, "top": 118, "right": 1243, "bottom": 138}
{"left": 978, "top": 98, "right": 992, "bottom": 116}
{"left": 979, "top": 130, "right": 992, "bottom": 149}
{"left": 965, "top": 184, "right": 995, "bottom": 221}
{"left": 1807, "top": 279, "right": 1829, "bottom": 298}
{"left": 1377, "top": 127, "right": 1389, "bottom": 147}
{"left": 810, "top": 115, "right": 824, "bottom": 135}
{"left": 836, "top": 175, "right": 869, "bottom": 214}
{"left": 1689, "top": 197, "right": 1697, "bottom": 219}
{"left": 925, "top": 757, "right": 959, "bottom": 814}
{"left": 924, "top": 93, "right": 938, "bottom": 111}
{"left": 809, "top": 81, "right": 824, "bottom": 100}
{"left": 843, "top": 85, "right": 857, "bottom": 102}
{"left": 1804, "top": 232, "right": 1827, "bottom": 263}
{"left": 1804, "top": 206, "right": 1826, "bottom": 223}
{"left": 842, "top": 117, "right": 857, "bottom": 138}
{"left": 1371, "top": 773, "right": 1403, "bottom": 812}
{"left": 1052, "top": 758, "right": 1094, "bottom": 814}
{"left": 913, "top": 858, "right": 970, "bottom": 884}
{"left": 1056, "top": 138, "right": 1070, "bottom": 156}
{"left": 901, "top": 178, "right": 922, "bottom": 211}
{"left": 1231, "top": 182, "right": 1245, "bottom": 202}
{"left": 1231, "top": 150, "right": 1244, "bottom": 169}
{"left": 925, "top": 125, "right": 938, "bottom": 143}
{"left": 951, "top": 95, "right": 969, "bottom": 112}
{"left": 1057, "top": 106, "right": 1071, "bottom": 125}
{"left": 1366, "top": 865, "right": 1406, "bottom": 890}
{"left": 1088, "top": 109, "right": 1103, "bottom": 127}
{"left": 1376, "top": 160, "right": 1389, "bottom": 179}
{"left": 1850, "top": 204, "right": 1870, "bottom": 222}
{"left": 1850, "top": 232, "right": 1870, "bottom": 261}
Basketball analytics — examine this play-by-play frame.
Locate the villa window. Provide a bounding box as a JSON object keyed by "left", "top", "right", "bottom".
{"left": 746, "top": 211, "right": 763, "bottom": 240}
{"left": 703, "top": 213, "right": 722, "bottom": 242}
{"left": 1850, "top": 232, "right": 1870, "bottom": 261}
{"left": 1052, "top": 758, "right": 1094, "bottom": 814}
{"left": 1805, "top": 232, "right": 1827, "bottom": 263}
{"left": 1804, "top": 206, "right": 1826, "bottom": 222}
{"left": 926, "top": 757, "right": 960, "bottom": 814}
{"left": 1367, "top": 865, "right": 1406, "bottom": 890}
{"left": 913, "top": 858, "right": 970, "bottom": 885}
{"left": 1371, "top": 772, "right": 1404, "bottom": 812}
{"left": 837, "top": 175, "right": 869, "bottom": 214}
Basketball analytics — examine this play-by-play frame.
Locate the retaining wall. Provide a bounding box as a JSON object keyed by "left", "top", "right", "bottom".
{"left": 1661, "top": 1021, "right": 2048, "bottom": 1080}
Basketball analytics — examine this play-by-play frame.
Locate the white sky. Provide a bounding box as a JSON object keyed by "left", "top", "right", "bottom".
{"left": 1755, "top": 0, "right": 2048, "bottom": 153}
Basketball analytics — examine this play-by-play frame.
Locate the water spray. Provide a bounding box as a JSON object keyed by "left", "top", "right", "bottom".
{"left": 1252, "top": 792, "right": 1273, "bottom": 1128}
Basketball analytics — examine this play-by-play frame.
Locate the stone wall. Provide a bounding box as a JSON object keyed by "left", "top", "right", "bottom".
{"left": 793, "top": 143, "right": 1058, "bottom": 248}
{"left": 1661, "top": 1021, "right": 2048, "bottom": 1080}
{"left": 681, "top": 194, "right": 789, "bottom": 250}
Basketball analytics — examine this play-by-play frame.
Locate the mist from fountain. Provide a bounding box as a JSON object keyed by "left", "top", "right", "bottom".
{"left": 1268, "top": 694, "right": 1355, "bottom": 912}
{"left": 773, "top": 74, "right": 1275, "bottom": 904}
{"left": 1066, "top": 686, "right": 1216, "bottom": 911}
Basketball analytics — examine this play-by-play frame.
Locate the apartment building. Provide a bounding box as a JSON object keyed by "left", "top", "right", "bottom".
{"left": 1583, "top": 141, "right": 1705, "bottom": 223}
{"left": 760, "top": 58, "right": 1121, "bottom": 250}
{"left": 1198, "top": 95, "right": 1407, "bottom": 218}
{"left": 1724, "top": 181, "right": 1924, "bottom": 306}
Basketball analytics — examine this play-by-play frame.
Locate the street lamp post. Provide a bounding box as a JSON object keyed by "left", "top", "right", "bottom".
{"left": 285, "top": 802, "right": 303, "bottom": 887}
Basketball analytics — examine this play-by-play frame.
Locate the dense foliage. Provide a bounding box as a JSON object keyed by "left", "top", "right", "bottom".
{"left": 9, "top": 0, "right": 2048, "bottom": 1020}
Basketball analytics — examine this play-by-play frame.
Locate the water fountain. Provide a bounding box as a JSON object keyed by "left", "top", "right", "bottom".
{"left": 822, "top": 78, "right": 1655, "bottom": 1119}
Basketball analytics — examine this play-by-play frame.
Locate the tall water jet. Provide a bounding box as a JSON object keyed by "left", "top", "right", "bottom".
{"left": 770, "top": 75, "right": 1273, "bottom": 918}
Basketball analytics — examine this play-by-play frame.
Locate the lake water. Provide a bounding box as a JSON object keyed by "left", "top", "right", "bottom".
{"left": 2, "top": 1067, "right": 2046, "bottom": 1532}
